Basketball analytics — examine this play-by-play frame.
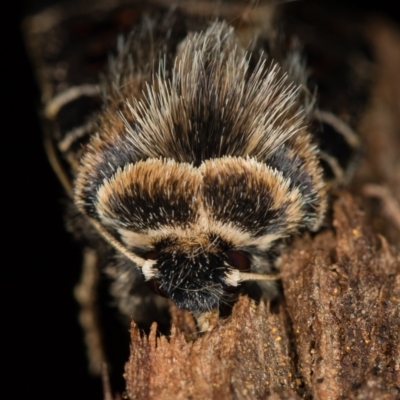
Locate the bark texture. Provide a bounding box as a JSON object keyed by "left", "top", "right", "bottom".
{"left": 123, "top": 20, "right": 400, "bottom": 400}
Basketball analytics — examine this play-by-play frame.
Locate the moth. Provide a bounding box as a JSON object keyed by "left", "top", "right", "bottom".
{"left": 24, "top": 0, "right": 370, "bottom": 374}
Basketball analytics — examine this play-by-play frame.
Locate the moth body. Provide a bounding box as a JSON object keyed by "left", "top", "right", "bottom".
{"left": 23, "top": 0, "right": 373, "bottom": 376}
{"left": 71, "top": 20, "right": 327, "bottom": 317}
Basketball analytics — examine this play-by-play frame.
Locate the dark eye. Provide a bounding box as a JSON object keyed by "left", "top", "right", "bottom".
{"left": 143, "top": 250, "right": 160, "bottom": 260}
{"left": 146, "top": 279, "right": 168, "bottom": 298}
{"left": 226, "top": 250, "right": 251, "bottom": 271}
{"left": 143, "top": 251, "right": 167, "bottom": 296}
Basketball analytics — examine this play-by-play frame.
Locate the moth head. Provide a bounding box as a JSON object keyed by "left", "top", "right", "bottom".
{"left": 140, "top": 243, "right": 251, "bottom": 312}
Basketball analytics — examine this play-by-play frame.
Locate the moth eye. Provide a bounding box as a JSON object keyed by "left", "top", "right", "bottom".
{"left": 143, "top": 251, "right": 166, "bottom": 297}
{"left": 225, "top": 250, "right": 251, "bottom": 271}
{"left": 146, "top": 279, "right": 168, "bottom": 298}
{"left": 143, "top": 250, "right": 160, "bottom": 260}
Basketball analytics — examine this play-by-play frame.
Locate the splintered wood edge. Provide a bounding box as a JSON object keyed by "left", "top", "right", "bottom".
{"left": 125, "top": 295, "right": 301, "bottom": 399}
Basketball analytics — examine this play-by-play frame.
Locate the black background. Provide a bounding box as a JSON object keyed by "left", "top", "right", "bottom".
{"left": 3, "top": 1, "right": 400, "bottom": 399}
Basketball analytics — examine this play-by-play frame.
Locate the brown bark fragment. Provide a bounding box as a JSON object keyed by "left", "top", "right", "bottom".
{"left": 281, "top": 192, "right": 400, "bottom": 400}
{"left": 126, "top": 298, "right": 300, "bottom": 399}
